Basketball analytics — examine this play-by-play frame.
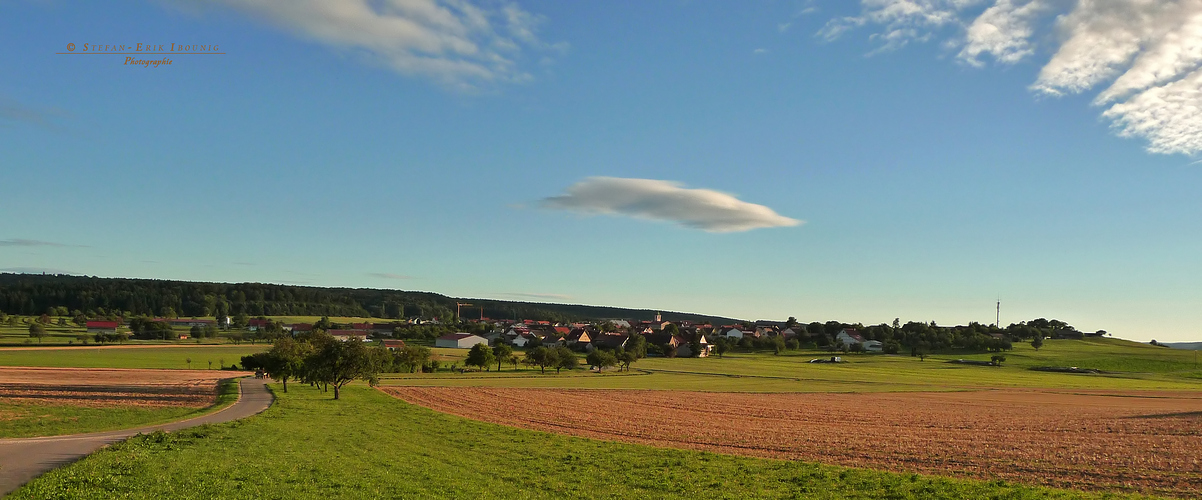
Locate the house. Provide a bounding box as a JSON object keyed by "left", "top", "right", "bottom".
{"left": 565, "top": 328, "right": 593, "bottom": 347}
{"left": 247, "top": 319, "right": 270, "bottom": 331}
{"left": 723, "top": 328, "right": 745, "bottom": 339}
{"left": 86, "top": 321, "right": 120, "bottom": 334}
{"left": 835, "top": 328, "right": 865, "bottom": 346}
{"left": 512, "top": 333, "right": 539, "bottom": 347}
{"left": 435, "top": 333, "right": 488, "bottom": 349}
{"left": 290, "top": 323, "right": 314, "bottom": 334}
{"left": 166, "top": 318, "right": 216, "bottom": 328}
{"left": 861, "top": 340, "right": 883, "bottom": 352}
{"left": 589, "top": 333, "right": 628, "bottom": 351}
{"left": 328, "top": 329, "right": 369, "bottom": 341}
{"left": 781, "top": 327, "right": 806, "bottom": 339}
{"left": 382, "top": 340, "right": 406, "bottom": 350}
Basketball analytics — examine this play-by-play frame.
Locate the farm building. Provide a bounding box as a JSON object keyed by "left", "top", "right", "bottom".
{"left": 382, "top": 340, "right": 406, "bottom": 350}
{"left": 435, "top": 333, "right": 488, "bottom": 349}
{"left": 329, "top": 330, "right": 369, "bottom": 341}
{"left": 86, "top": 321, "right": 120, "bottom": 334}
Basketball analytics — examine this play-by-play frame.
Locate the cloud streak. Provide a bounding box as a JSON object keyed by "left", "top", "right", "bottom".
{"left": 178, "top": 0, "right": 564, "bottom": 90}
{"left": 368, "top": 272, "right": 415, "bottom": 280}
{"left": 500, "top": 292, "right": 573, "bottom": 301}
{"left": 0, "top": 239, "right": 87, "bottom": 248}
{"left": 540, "top": 177, "right": 802, "bottom": 233}
{"left": 823, "top": 0, "right": 1202, "bottom": 155}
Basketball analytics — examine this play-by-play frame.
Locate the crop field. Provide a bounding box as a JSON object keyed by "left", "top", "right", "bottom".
{"left": 386, "top": 387, "right": 1202, "bottom": 498}
{"left": 0, "top": 345, "right": 267, "bottom": 369}
{"left": 12, "top": 384, "right": 1154, "bottom": 500}
{"left": 0, "top": 367, "right": 242, "bottom": 438}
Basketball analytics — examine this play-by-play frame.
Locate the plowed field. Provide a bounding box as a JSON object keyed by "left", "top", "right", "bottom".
{"left": 386, "top": 387, "right": 1202, "bottom": 498}
{"left": 0, "top": 367, "right": 239, "bottom": 408}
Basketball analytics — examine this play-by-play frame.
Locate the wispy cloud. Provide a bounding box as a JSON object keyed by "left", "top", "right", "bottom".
{"left": 0, "top": 97, "right": 64, "bottom": 129}
{"left": 368, "top": 272, "right": 415, "bottom": 280}
{"left": 822, "top": 0, "right": 1202, "bottom": 155}
{"left": 540, "top": 177, "right": 802, "bottom": 233}
{"left": 175, "top": 0, "right": 565, "bottom": 91}
{"left": 0, "top": 239, "right": 87, "bottom": 248}
{"left": 0, "top": 267, "right": 75, "bottom": 274}
{"left": 754, "top": 48, "right": 769, "bottom": 54}
{"left": 500, "top": 292, "right": 573, "bottom": 301}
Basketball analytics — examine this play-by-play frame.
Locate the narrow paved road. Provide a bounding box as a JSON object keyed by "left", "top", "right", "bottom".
{"left": 0, "top": 377, "right": 273, "bottom": 497}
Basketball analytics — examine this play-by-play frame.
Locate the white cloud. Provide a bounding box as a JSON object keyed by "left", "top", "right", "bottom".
{"left": 176, "top": 0, "right": 562, "bottom": 90}
{"left": 754, "top": 48, "right": 769, "bottom": 54}
{"left": 822, "top": 0, "right": 1202, "bottom": 155}
{"left": 540, "top": 177, "right": 802, "bottom": 233}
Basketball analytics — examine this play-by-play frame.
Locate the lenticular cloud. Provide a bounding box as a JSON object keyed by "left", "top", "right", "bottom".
{"left": 540, "top": 177, "right": 802, "bottom": 233}
{"left": 824, "top": 0, "right": 1202, "bottom": 155}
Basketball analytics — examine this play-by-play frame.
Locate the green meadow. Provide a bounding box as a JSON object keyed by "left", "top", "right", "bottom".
{"left": 0, "top": 380, "right": 240, "bottom": 439}
{"left": 381, "top": 338, "right": 1202, "bottom": 392}
{"left": 10, "top": 385, "right": 1159, "bottom": 500}
{"left": 0, "top": 345, "right": 268, "bottom": 369}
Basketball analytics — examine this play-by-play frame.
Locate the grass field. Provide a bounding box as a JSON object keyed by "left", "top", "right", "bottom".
{"left": 0, "top": 345, "right": 268, "bottom": 369}
{"left": 0, "top": 379, "right": 240, "bottom": 439}
{"left": 10, "top": 384, "right": 1160, "bottom": 500}
{"left": 380, "top": 338, "right": 1202, "bottom": 392}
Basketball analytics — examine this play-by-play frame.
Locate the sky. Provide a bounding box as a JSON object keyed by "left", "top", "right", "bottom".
{"left": 1, "top": 0, "right": 1200, "bottom": 342}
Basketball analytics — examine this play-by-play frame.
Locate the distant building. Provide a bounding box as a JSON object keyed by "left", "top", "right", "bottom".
{"left": 382, "top": 340, "right": 406, "bottom": 350}
{"left": 328, "top": 330, "right": 369, "bottom": 342}
{"left": 86, "top": 321, "right": 120, "bottom": 334}
{"left": 435, "top": 333, "right": 488, "bottom": 349}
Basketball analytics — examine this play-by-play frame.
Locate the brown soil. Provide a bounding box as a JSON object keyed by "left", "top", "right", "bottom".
{"left": 0, "top": 367, "right": 241, "bottom": 408}
{"left": 385, "top": 387, "right": 1202, "bottom": 498}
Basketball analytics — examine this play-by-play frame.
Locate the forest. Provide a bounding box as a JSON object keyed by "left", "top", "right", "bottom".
{"left": 0, "top": 274, "right": 736, "bottom": 324}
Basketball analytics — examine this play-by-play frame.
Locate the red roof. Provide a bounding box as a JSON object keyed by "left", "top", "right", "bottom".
{"left": 291, "top": 323, "right": 313, "bottom": 331}
{"left": 352, "top": 323, "right": 373, "bottom": 330}
{"left": 329, "top": 329, "right": 368, "bottom": 336}
{"left": 86, "top": 321, "right": 119, "bottom": 329}
{"left": 248, "top": 319, "right": 270, "bottom": 327}
{"left": 554, "top": 326, "right": 570, "bottom": 334}
{"left": 382, "top": 340, "right": 406, "bottom": 348}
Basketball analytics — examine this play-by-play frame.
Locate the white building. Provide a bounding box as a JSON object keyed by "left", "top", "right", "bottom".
{"left": 435, "top": 333, "right": 488, "bottom": 349}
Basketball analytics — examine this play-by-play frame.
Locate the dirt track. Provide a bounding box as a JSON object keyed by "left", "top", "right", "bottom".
{"left": 0, "top": 367, "right": 249, "bottom": 408}
{"left": 387, "top": 387, "right": 1202, "bottom": 498}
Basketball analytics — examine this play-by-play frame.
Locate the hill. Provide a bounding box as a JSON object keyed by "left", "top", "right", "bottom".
{"left": 0, "top": 273, "right": 739, "bottom": 324}
{"left": 1164, "top": 341, "right": 1202, "bottom": 350}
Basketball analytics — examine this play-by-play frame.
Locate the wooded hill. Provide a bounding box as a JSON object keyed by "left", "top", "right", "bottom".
{"left": 0, "top": 274, "right": 739, "bottom": 324}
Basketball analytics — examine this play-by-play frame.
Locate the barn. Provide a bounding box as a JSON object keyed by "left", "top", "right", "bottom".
{"left": 435, "top": 333, "right": 488, "bottom": 349}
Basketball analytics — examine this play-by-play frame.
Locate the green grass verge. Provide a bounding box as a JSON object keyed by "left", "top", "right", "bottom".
{"left": 0, "top": 346, "right": 268, "bottom": 369}
{"left": 0, "top": 378, "right": 243, "bottom": 439}
{"left": 11, "top": 384, "right": 1156, "bottom": 499}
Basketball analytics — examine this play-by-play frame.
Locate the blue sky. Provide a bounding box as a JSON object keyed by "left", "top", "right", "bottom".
{"left": 1, "top": 1, "right": 1199, "bottom": 341}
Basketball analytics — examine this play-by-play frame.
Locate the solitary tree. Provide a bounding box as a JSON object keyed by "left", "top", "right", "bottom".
{"left": 615, "top": 348, "right": 638, "bottom": 371}
{"left": 492, "top": 343, "right": 513, "bottom": 372}
{"left": 552, "top": 345, "right": 578, "bottom": 374}
{"left": 394, "top": 345, "right": 431, "bottom": 373}
{"left": 1030, "top": 335, "right": 1044, "bottom": 351}
{"left": 304, "top": 339, "right": 383, "bottom": 400}
{"left": 714, "top": 338, "right": 730, "bottom": 358}
{"left": 465, "top": 343, "right": 496, "bottom": 372}
{"left": 264, "top": 336, "right": 311, "bottom": 392}
{"left": 28, "top": 323, "right": 46, "bottom": 343}
{"left": 522, "top": 346, "right": 555, "bottom": 374}
{"left": 586, "top": 349, "right": 618, "bottom": 372}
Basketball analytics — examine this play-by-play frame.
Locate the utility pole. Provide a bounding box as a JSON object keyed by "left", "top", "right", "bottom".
{"left": 995, "top": 299, "right": 1000, "bottom": 328}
